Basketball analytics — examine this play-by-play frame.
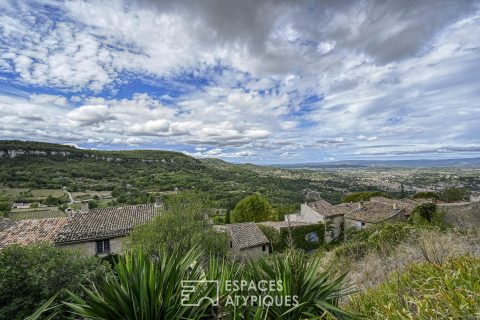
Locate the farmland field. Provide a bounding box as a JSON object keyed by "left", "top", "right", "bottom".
{"left": 71, "top": 190, "right": 112, "bottom": 201}
{"left": 9, "top": 208, "right": 67, "bottom": 221}
{"left": 0, "top": 187, "right": 65, "bottom": 198}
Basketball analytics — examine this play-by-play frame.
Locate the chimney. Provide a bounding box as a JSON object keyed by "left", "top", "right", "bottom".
{"left": 80, "top": 201, "right": 89, "bottom": 213}
{"left": 65, "top": 207, "right": 74, "bottom": 218}
{"left": 393, "top": 203, "right": 398, "bottom": 210}
{"left": 358, "top": 201, "right": 363, "bottom": 209}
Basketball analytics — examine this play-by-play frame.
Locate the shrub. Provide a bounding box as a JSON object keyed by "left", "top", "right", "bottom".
{"left": 347, "top": 255, "right": 480, "bottom": 319}
{"left": 337, "top": 223, "right": 419, "bottom": 260}
{"left": 129, "top": 192, "right": 229, "bottom": 258}
{"left": 0, "top": 243, "right": 110, "bottom": 319}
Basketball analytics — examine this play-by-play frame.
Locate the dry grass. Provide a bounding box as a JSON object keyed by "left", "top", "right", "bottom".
{"left": 323, "top": 227, "right": 480, "bottom": 295}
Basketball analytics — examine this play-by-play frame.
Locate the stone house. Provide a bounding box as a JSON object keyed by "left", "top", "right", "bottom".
{"left": 369, "top": 196, "right": 417, "bottom": 218}
{"left": 12, "top": 202, "right": 31, "bottom": 209}
{"left": 344, "top": 201, "right": 409, "bottom": 229}
{"left": 54, "top": 203, "right": 159, "bottom": 256}
{"left": 218, "top": 222, "right": 270, "bottom": 261}
{"left": 285, "top": 200, "right": 351, "bottom": 243}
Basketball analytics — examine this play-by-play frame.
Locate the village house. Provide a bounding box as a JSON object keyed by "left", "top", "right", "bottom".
{"left": 217, "top": 222, "right": 270, "bottom": 261}
{"left": 344, "top": 201, "right": 409, "bottom": 229}
{"left": 369, "top": 196, "right": 417, "bottom": 218}
{"left": 12, "top": 202, "right": 31, "bottom": 209}
{"left": 284, "top": 199, "right": 352, "bottom": 243}
{"left": 0, "top": 202, "right": 160, "bottom": 254}
{"left": 54, "top": 203, "right": 159, "bottom": 256}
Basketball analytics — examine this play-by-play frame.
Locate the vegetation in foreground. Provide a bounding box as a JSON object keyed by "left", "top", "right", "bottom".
{"left": 347, "top": 255, "right": 480, "bottom": 319}
{"left": 0, "top": 243, "right": 110, "bottom": 319}
{"left": 38, "top": 248, "right": 359, "bottom": 320}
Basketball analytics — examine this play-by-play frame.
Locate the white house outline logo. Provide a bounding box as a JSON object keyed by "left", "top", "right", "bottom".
{"left": 181, "top": 280, "right": 220, "bottom": 307}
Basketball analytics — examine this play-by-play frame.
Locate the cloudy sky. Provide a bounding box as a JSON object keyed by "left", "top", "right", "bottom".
{"left": 0, "top": 0, "right": 479, "bottom": 163}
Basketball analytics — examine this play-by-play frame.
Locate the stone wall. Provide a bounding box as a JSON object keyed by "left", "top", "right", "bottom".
{"left": 58, "top": 236, "right": 126, "bottom": 256}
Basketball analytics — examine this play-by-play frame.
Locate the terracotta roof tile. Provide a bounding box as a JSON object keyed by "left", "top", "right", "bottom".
{"left": 221, "top": 223, "right": 269, "bottom": 250}
{"left": 307, "top": 200, "right": 347, "bottom": 217}
{"left": 344, "top": 202, "right": 404, "bottom": 223}
{"left": 258, "top": 221, "right": 312, "bottom": 231}
{"left": 55, "top": 204, "right": 159, "bottom": 243}
{"left": 0, "top": 218, "right": 68, "bottom": 248}
{"left": 370, "top": 197, "right": 417, "bottom": 215}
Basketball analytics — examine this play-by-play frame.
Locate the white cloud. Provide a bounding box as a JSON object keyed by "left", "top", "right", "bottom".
{"left": 67, "top": 105, "right": 113, "bottom": 126}
{"left": 0, "top": 0, "right": 479, "bottom": 163}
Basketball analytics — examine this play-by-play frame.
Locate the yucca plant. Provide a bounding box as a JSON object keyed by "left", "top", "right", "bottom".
{"left": 205, "top": 256, "right": 267, "bottom": 320}
{"left": 24, "top": 293, "right": 60, "bottom": 320}
{"left": 245, "top": 250, "right": 360, "bottom": 320}
{"left": 65, "top": 247, "right": 214, "bottom": 319}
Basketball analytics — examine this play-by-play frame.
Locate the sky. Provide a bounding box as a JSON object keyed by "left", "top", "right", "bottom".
{"left": 0, "top": 0, "right": 479, "bottom": 164}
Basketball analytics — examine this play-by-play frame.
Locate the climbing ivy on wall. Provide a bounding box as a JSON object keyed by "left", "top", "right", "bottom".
{"left": 259, "top": 223, "right": 325, "bottom": 252}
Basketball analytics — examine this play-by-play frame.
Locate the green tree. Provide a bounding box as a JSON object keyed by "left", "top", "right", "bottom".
{"left": 231, "top": 193, "right": 275, "bottom": 223}
{"left": 0, "top": 243, "right": 110, "bottom": 319}
{"left": 412, "top": 203, "right": 444, "bottom": 225}
{"left": 88, "top": 199, "right": 99, "bottom": 209}
{"left": 129, "top": 192, "right": 229, "bottom": 257}
{"left": 414, "top": 192, "right": 439, "bottom": 199}
{"left": 342, "top": 191, "right": 390, "bottom": 203}
{"left": 441, "top": 188, "right": 466, "bottom": 202}
{"left": 0, "top": 193, "right": 12, "bottom": 216}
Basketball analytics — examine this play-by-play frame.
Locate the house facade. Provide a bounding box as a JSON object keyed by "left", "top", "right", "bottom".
{"left": 344, "top": 201, "right": 408, "bottom": 229}
{"left": 285, "top": 200, "right": 350, "bottom": 243}
{"left": 218, "top": 222, "right": 270, "bottom": 261}
{"left": 54, "top": 203, "right": 159, "bottom": 256}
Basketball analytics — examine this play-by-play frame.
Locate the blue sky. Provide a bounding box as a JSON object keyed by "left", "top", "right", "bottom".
{"left": 0, "top": 0, "right": 480, "bottom": 164}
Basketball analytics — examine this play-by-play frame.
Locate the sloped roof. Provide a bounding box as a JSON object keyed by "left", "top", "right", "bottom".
{"left": 0, "top": 218, "right": 68, "bottom": 248}
{"left": 258, "top": 221, "right": 312, "bottom": 231}
{"left": 370, "top": 197, "right": 416, "bottom": 215}
{"left": 222, "top": 222, "right": 269, "bottom": 250}
{"left": 55, "top": 204, "right": 159, "bottom": 243}
{"left": 333, "top": 202, "right": 357, "bottom": 215}
{"left": 307, "top": 200, "right": 346, "bottom": 217}
{"left": 344, "top": 201, "right": 404, "bottom": 223}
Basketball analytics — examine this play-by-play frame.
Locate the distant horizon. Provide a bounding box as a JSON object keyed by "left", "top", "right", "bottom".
{"left": 3, "top": 139, "right": 480, "bottom": 166}
{"left": 1, "top": 1, "right": 479, "bottom": 163}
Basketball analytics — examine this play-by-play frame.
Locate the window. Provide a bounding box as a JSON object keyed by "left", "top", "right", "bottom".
{"left": 305, "top": 232, "right": 319, "bottom": 243}
{"left": 96, "top": 239, "right": 110, "bottom": 254}
{"left": 230, "top": 241, "right": 233, "bottom": 248}
{"left": 262, "top": 244, "right": 266, "bottom": 251}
